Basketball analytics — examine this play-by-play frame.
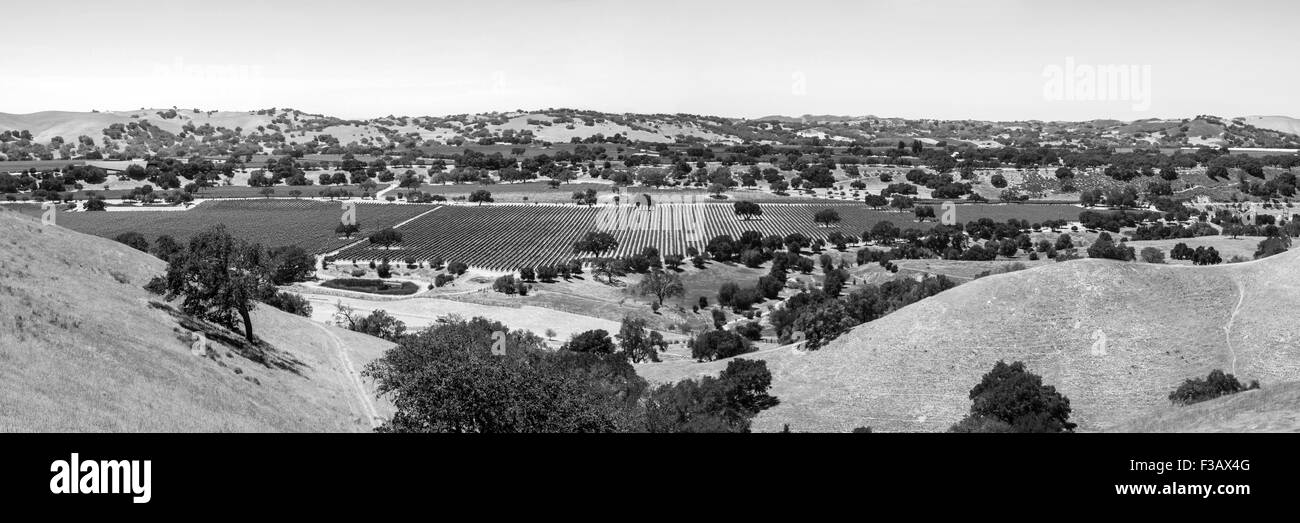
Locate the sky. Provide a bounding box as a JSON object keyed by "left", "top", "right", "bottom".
{"left": 1, "top": 0, "right": 1296, "bottom": 121}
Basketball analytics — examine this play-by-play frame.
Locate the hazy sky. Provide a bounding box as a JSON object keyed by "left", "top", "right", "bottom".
{"left": 1, "top": 0, "right": 1296, "bottom": 121}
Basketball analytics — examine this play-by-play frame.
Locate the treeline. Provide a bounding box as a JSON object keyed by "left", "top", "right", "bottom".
{"left": 762, "top": 274, "right": 958, "bottom": 350}
{"left": 359, "top": 316, "right": 780, "bottom": 433}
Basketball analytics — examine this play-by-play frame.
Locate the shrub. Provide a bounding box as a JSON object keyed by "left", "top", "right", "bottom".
{"left": 434, "top": 273, "right": 455, "bottom": 287}
{"left": 536, "top": 265, "right": 558, "bottom": 282}
{"left": 949, "top": 360, "right": 1076, "bottom": 433}
{"left": 1254, "top": 236, "right": 1291, "bottom": 259}
{"left": 789, "top": 297, "right": 856, "bottom": 350}
{"left": 717, "top": 282, "right": 740, "bottom": 306}
{"left": 1191, "top": 246, "right": 1222, "bottom": 265}
{"left": 114, "top": 231, "right": 150, "bottom": 252}
{"left": 1169, "top": 370, "right": 1259, "bottom": 406}
{"left": 377, "top": 261, "right": 392, "bottom": 279}
{"left": 1086, "top": 232, "right": 1135, "bottom": 261}
{"left": 1139, "top": 247, "right": 1166, "bottom": 264}
{"left": 642, "top": 358, "right": 779, "bottom": 432}
{"left": 448, "top": 261, "right": 469, "bottom": 275}
{"left": 690, "top": 330, "right": 753, "bottom": 361}
{"left": 735, "top": 321, "right": 763, "bottom": 341}
{"left": 562, "top": 329, "right": 616, "bottom": 354}
{"left": 739, "top": 249, "right": 766, "bottom": 268}
{"left": 493, "top": 275, "right": 518, "bottom": 294}
{"left": 351, "top": 269, "right": 367, "bottom": 277}
{"left": 265, "top": 291, "right": 312, "bottom": 317}
{"left": 144, "top": 276, "right": 167, "bottom": 295}
{"left": 757, "top": 275, "right": 784, "bottom": 299}
{"left": 519, "top": 266, "right": 536, "bottom": 281}
{"left": 731, "top": 287, "right": 763, "bottom": 311}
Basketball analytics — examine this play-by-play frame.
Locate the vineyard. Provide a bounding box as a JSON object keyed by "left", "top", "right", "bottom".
{"left": 42, "top": 199, "right": 438, "bottom": 253}
{"left": 334, "top": 202, "right": 1083, "bottom": 271}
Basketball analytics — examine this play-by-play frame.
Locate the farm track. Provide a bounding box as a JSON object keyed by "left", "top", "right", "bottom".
{"left": 315, "top": 323, "right": 381, "bottom": 429}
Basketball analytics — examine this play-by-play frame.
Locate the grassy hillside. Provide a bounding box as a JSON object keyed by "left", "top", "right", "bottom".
{"left": 2, "top": 109, "right": 1295, "bottom": 162}
{"left": 1238, "top": 115, "right": 1300, "bottom": 138}
{"left": 641, "top": 248, "right": 1300, "bottom": 433}
{"left": 0, "top": 208, "right": 395, "bottom": 431}
{"left": 1108, "top": 381, "right": 1300, "bottom": 432}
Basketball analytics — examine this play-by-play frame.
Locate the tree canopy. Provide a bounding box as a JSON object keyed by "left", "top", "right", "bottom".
{"left": 950, "top": 360, "right": 1076, "bottom": 433}
{"left": 162, "top": 225, "right": 272, "bottom": 342}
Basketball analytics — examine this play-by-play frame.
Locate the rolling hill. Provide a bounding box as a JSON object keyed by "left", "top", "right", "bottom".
{"left": 2, "top": 108, "right": 1297, "bottom": 165}
{"left": 0, "top": 207, "right": 395, "bottom": 431}
{"left": 1108, "top": 381, "right": 1300, "bottom": 432}
{"left": 642, "top": 248, "right": 1300, "bottom": 433}
{"left": 1239, "top": 115, "right": 1300, "bottom": 138}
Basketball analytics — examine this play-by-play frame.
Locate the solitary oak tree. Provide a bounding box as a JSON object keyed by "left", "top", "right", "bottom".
{"left": 163, "top": 225, "right": 272, "bottom": 342}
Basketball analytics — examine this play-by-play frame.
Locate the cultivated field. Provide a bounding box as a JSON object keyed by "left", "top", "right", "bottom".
{"left": 335, "top": 202, "right": 1083, "bottom": 270}
{"left": 13, "top": 199, "right": 437, "bottom": 253}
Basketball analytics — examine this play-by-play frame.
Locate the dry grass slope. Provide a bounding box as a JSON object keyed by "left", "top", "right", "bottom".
{"left": 744, "top": 249, "right": 1300, "bottom": 432}
{"left": 1109, "top": 381, "right": 1300, "bottom": 432}
{"left": 641, "top": 248, "right": 1300, "bottom": 432}
{"left": 0, "top": 208, "right": 395, "bottom": 432}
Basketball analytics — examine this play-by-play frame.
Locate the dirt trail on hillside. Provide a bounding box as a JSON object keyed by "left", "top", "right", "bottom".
{"left": 316, "top": 323, "right": 381, "bottom": 429}
{"left": 1225, "top": 275, "right": 1245, "bottom": 376}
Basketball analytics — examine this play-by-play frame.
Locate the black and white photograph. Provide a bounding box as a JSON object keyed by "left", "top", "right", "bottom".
{"left": 0, "top": 0, "right": 1295, "bottom": 510}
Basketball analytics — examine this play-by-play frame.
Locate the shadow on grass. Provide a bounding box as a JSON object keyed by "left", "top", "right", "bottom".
{"left": 148, "top": 300, "right": 308, "bottom": 377}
